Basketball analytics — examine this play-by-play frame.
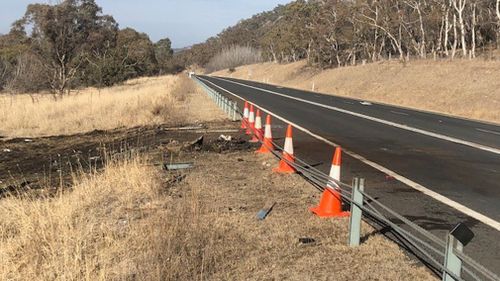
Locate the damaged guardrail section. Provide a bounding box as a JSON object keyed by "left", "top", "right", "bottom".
{"left": 191, "top": 74, "right": 499, "bottom": 281}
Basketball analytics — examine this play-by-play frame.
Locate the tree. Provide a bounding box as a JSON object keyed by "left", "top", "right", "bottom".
{"left": 115, "top": 28, "right": 158, "bottom": 78}
{"left": 12, "top": 0, "right": 118, "bottom": 94}
{"left": 154, "top": 38, "right": 174, "bottom": 74}
{"left": 497, "top": 0, "right": 500, "bottom": 48}
{"left": 451, "top": 0, "right": 468, "bottom": 57}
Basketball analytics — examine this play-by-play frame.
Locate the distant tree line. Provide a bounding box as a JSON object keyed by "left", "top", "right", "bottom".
{"left": 205, "top": 45, "right": 262, "bottom": 72}
{"left": 179, "top": 0, "right": 500, "bottom": 70}
{"left": 0, "top": 0, "right": 182, "bottom": 94}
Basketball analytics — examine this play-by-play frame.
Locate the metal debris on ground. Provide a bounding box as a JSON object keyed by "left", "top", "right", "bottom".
{"left": 196, "top": 129, "right": 239, "bottom": 134}
{"left": 162, "top": 125, "right": 204, "bottom": 131}
{"left": 2, "top": 149, "right": 12, "bottom": 153}
{"left": 218, "top": 134, "right": 232, "bottom": 141}
{"left": 189, "top": 136, "right": 204, "bottom": 146}
{"left": 257, "top": 202, "right": 276, "bottom": 220}
{"left": 360, "top": 101, "right": 372, "bottom": 106}
{"left": 298, "top": 237, "right": 316, "bottom": 246}
{"left": 164, "top": 162, "right": 194, "bottom": 171}
{"left": 181, "top": 136, "right": 204, "bottom": 151}
{"left": 165, "top": 174, "right": 187, "bottom": 187}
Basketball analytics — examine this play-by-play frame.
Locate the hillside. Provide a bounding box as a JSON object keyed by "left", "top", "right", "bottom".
{"left": 181, "top": 0, "right": 500, "bottom": 73}
{"left": 213, "top": 59, "right": 500, "bottom": 124}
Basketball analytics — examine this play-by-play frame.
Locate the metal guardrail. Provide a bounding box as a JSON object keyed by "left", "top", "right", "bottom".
{"left": 192, "top": 75, "right": 500, "bottom": 281}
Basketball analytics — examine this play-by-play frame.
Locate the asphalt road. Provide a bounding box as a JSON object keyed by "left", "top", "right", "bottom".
{"left": 196, "top": 74, "right": 500, "bottom": 275}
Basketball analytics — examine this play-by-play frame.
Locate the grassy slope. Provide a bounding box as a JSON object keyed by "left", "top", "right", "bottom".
{"left": 0, "top": 75, "right": 222, "bottom": 138}
{"left": 213, "top": 59, "right": 500, "bottom": 124}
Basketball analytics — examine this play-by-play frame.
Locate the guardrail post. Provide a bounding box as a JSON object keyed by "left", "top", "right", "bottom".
{"left": 349, "top": 178, "right": 364, "bottom": 247}
{"left": 224, "top": 97, "right": 229, "bottom": 115}
{"left": 232, "top": 101, "right": 238, "bottom": 121}
{"left": 443, "top": 235, "right": 463, "bottom": 281}
{"left": 443, "top": 223, "right": 473, "bottom": 281}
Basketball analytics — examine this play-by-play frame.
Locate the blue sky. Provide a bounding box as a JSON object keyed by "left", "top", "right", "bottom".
{"left": 0, "top": 0, "right": 292, "bottom": 48}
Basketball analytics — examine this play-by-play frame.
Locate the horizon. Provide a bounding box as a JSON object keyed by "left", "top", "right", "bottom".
{"left": 0, "top": 0, "right": 292, "bottom": 48}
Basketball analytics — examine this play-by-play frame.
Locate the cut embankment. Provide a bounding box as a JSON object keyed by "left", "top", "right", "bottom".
{"left": 212, "top": 60, "right": 500, "bottom": 124}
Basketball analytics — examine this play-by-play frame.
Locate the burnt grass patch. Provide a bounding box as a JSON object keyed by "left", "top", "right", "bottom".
{"left": 0, "top": 121, "right": 251, "bottom": 197}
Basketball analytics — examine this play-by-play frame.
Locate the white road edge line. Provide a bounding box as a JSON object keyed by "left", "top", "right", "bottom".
{"left": 212, "top": 76, "right": 500, "bottom": 155}
{"left": 197, "top": 76, "right": 500, "bottom": 232}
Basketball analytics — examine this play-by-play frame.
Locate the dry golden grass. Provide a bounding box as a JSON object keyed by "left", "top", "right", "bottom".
{"left": 0, "top": 151, "right": 435, "bottom": 280}
{"left": 213, "top": 59, "right": 500, "bottom": 123}
{"left": 0, "top": 74, "right": 224, "bottom": 138}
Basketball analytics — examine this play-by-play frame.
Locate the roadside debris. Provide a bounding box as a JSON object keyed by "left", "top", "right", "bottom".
{"left": 218, "top": 134, "right": 232, "bottom": 141}
{"left": 162, "top": 125, "right": 204, "bottom": 131}
{"left": 298, "top": 237, "right": 316, "bottom": 246}
{"left": 164, "top": 136, "right": 204, "bottom": 153}
{"left": 360, "top": 101, "right": 372, "bottom": 106}
{"left": 257, "top": 202, "right": 276, "bottom": 220}
{"left": 24, "top": 139, "right": 33, "bottom": 142}
{"left": 164, "top": 162, "right": 194, "bottom": 171}
{"left": 2, "top": 148, "right": 12, "bottom": 153}
{"left": 186, "top": 136, "right": 204, "bottom": 149}
{"left": 196, "top": 129, "right": 239, "bottom": 134}
{"left": 165, "top": 174, "right": 187, "bottom": 186}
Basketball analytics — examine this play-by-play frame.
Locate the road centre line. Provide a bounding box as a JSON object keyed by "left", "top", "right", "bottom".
{"left": 476, "top": 128, "right": 500, "bottom": 136}
{"left": 211, "top": 76, "right": 500, "bottom": 155}
{"left": 391, "top": 110, "right": 410, "bottom": 116}
{"left": 197, "top": 75, "right": 500, "bottom": 232}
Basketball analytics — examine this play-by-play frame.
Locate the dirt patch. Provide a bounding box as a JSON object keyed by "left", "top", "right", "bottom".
{"left": 0, "top": 121, "right": 242, "bottom": 195}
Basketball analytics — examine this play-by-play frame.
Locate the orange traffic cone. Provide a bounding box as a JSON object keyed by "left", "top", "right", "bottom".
{"left": 310, "top": 147, "right": 350, "bottom": 218}
{"left": 246, "top": 104, "right": 255, "bottom": 135}
{"left": 257, "top": 115, "right": 274, "bottom": 154}
{"left": 241, "top": 101, "right": 249, "bottom": 130}
{"left": 273, "top": 125, "right": 296, "bottom": 173}
{"left": 250, "top": 109, "right": 263, "bottom": 143}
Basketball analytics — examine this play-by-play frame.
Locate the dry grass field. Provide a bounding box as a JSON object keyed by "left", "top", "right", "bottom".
{"left": 213, "top": 59, "right": 500, "bottom": 123}
{"left": 0, "top": 150, "right": 435, "bottom": 280}
{"left": 0, "top": 74, "right": 223, "bottom": 138}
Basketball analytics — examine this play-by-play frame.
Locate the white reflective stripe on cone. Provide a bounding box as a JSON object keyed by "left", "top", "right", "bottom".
{"left": 255, "top": 116, "right": 262, "bottom": 130}
{"left": 249, "top": 112, "right": 255, "bottom": 123}
{"left": 264, "top": 125, "right": 272, "bottom": 138}
{"left": 284, "top": 137, "right": 294, "bottom": 155}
